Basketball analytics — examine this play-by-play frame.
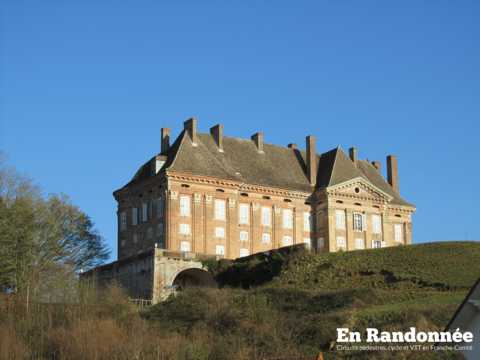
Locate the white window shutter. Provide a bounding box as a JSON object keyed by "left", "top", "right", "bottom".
{"left": 362, "top": 214, "right": 367, "bottom": 231}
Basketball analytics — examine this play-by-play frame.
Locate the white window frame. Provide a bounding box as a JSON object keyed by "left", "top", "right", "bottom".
{"left": 317, "top": 237, "right": 325, "bottom": 249}
{"left": 355, "top": 238, "right": 365, "bottom": 250}
{"left": 179, "top": 195, "right": 191, "bottom": 217}
{"left": 214, "top": 199, "right": 226, "bottom": 221}
{"left": 239, "top": 203, "right": 249, "bottom": 224}
{"left": 156, "top": 197, "right": 164, "bottom": 219}
{"left": 120, "top": 212, "right": 127, "bottom": 231}
{"left": 303, "top": 237, "right": 311, "bottom": 248}
{"left": 282, "top": 209, "right": 293, "bottom": 229}
{"left": 215, "top": 245, "right": 225, "bottom": 256}
{"left": 372, "top": 240, "right": 382, "bottom": 249}
{"left": 239, "top": 230, "right": 249, "bottom": 242}
{"left": 239, "top": 248, "right": 249, "bottom": 257}
{"left": 179, "top": 223, "right": 191, "bottom": 235}
{"left": 394, "top": 224, "right": 403, "bottom": 242}
{"left": 215, "top": 226, "right": 225, "bottom": 238}
{"left": 142, "top": 202, "right": 148, "bottom": 222}
{"left": 132, "top": 208, "right": 138, "bottom": 226}
{"left": 261, "top": 207, "right": 271, "bottom": 227}
{"left": 156, "top": 223, "right": 164, "bottom": 237}
{"left": 282, "top": 235, "right": 293, "bottom": 246}
{"left": 261, "top": 233, "right": 271, "bottom": 244}
{"left": 180, "top": 241, "right": 191, "bottom": 252}
{"left": 335, "top": 210, "right": 345, "bottom": 230}
{"left": 353, "top": 213, "right": 364, "bottom": 231}
{"left": 303, "top": 212, "right": 311, "bottom": 232}
{"left": 336, "top": 236, "right": 346, "bottom": 250}
{"left": 372, "top": 214, "right": 382, "bottom": 234}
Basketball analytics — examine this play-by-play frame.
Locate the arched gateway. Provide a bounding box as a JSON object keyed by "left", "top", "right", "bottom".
{"left": 83, "top": 248, "right": 218, "bottom": 303}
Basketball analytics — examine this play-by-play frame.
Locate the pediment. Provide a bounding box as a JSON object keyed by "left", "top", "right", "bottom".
{"left": 326, "top": 177, "right": 393, "bottom": 203}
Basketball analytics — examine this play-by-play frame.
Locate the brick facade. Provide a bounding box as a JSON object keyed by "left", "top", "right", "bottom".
{"left": 113, "top": 119, "right": 415, "bottom": 260}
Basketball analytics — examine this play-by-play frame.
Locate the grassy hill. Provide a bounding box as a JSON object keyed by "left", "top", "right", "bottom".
{"left": 145, "top": 242, "right": 480, "bottom": 359}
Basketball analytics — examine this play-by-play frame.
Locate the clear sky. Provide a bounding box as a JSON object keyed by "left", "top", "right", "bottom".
{"left": 2, "top": 1, "right": 479, "bottom": 260}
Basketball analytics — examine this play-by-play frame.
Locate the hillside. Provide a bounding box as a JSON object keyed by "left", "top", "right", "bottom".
{"left": 145, "top": 242, "right": 480, "bottom": 359}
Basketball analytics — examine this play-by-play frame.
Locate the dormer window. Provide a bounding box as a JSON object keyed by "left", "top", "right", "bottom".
{"left": 155, "top": 159, "right": 165, "bottom": 174}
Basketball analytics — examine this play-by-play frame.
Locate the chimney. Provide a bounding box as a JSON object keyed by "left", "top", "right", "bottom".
{"left": 184, "top": 117, "right": 198, "bottom": 145}
{"left": 371, "top": 160, "right": 381, "bottom": 172}
{"left": 251, "top": 132, "right": 264, "bottom": 153}
{"left": 288, "top": 143, "right": 297, "bottom": 150}
{"left": 306, "top": 135, "right": 317, "bottom": 186}
{"left": 349, "top": 147, "right": 358, "bottom": 164}
{"left": 161, "top": 128, "right": 170, "bottom": 153}
{"left": 386, "top": 155, "right": 399, "bottom": 193}
{"left": 210, "top": 124, "right": 224, "bottom": 152}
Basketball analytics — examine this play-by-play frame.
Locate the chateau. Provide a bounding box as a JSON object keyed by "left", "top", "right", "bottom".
{"left": 86, "top": 118, "right": 415, "bottom": 302}
{"left": 115, "top": 118, "right": 415, "bottom": 259}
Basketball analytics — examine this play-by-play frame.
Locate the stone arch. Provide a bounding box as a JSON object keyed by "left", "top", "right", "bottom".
{"left": 171, "top": 268, "right": 217, "bottom": 290}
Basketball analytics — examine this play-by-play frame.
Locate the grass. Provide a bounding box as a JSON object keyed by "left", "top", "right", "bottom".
{"left": 1, "top": 241, "right": 478, "bottom": 359}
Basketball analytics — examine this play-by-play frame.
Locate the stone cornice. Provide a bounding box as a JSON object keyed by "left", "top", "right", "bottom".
{"left": 166, "top": 171, "right": 311, "bottom": 199}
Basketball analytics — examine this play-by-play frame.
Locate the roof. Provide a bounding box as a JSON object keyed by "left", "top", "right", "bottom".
{"left": 117, "top": 130, "right": 414, "bottom": 207}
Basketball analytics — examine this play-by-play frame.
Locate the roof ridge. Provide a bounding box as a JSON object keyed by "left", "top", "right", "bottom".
{"left": 166, "top": 130, "right": 187, "bottom": 170}
{"left": 326, "top": 146, "right": 341, "bottom": 187}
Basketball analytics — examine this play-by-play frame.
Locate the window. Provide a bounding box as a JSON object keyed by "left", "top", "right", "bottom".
{"left": 179, "top": 223, "right": 191, "bottom": 235}
{"left": 239, "top": 231, "right": 249, "bottom": 242}
{"left": 353, "top": 213, "right": 364, "bottom": 231}
{"left": 214, "top": 199, "right": 226, "bottom": 220}
{"left": 239, "top": 248, "right": 249, "bottom": 257}
{"left": 215, "top": 227, "right": 225, "bottom": 238}
{"left": 179, "top": 195, "right": 190, "bottom": 217}
{"left": 142, "top": 202, "right": 148, "bottom": 222}
{"left": 132, "top": 208, "right": 138, "bottom": 226}
{"left": 283, "top": 209, "right": 293, "bottom": 229}
{"left": 239, "top": 203, "right": 249, "bottom": 224}
{"left": 147, "top": 227, "right": 153, "bottom": 239}
{"left": 372, "top": 214, "right": 382, "bottom": 234}
{"left": 133, "top": 233, "right": 138, "bottom": 243}
{"left": 317, "top": 237, "right": 325, "bottom": 249}
{"left": 156, "top": 197, "right": 164, "bottom": 219}
{"left": 303, "top": 212, "right": 311, "bottom": 232}
{"left": 180, "top": 241, "right": 191, "bottom": 252}
{"left": 303, "top": 237, "right": 311, "bottom": 248}
{"left": 282, "top": 236, "right": 293, "bottom": 246}
{"left": 336, "top": 236, "right": 346, "bottom": 249}
{"left": 355, "top": 238, "right": 365, "bottom": 250}
{"left": 335, "top": 210, "right": 345, "bottom": 230}
{"left": 372, "top": 240, "right": 382, "bottom": 249}
{"left": 215, "top": 245, "right": 225, "bottom": 256}
{"left": 394, "top": 224, "right": 403, "bottom": 242}
{"left": 120, "top": 212, "right": 127, "bottom": 231}
{"left": 261, "top": 207, "right": 271, "bottom": 227}
{"left": 156, "top": 223, "right": 163, "bottom": 237}
{"left": 262, "top": 233, "right": 271, "bottom": 244}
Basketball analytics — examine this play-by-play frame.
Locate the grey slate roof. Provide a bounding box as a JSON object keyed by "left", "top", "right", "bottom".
{"left": 121, "top": 130, "right": 413, "bottom": 207}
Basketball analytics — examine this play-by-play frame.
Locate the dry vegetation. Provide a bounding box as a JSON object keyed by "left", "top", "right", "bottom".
{"left": 1, "top": 242, "right": 477, "bottom": 359}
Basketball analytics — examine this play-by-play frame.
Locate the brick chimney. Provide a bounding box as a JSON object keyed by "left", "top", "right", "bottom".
{"left": 371, "top": 160, "right": 381, "bottom": 172}
{"left": 386, "top": 155, "right": 399, "bottom": 193}
{"left": 349, "top": 147, "right": 358, "bottom": 164}
{"left": 251, "top": 132, "right": 264, "bottom": 153}
{"left": 184, "top": 118, "right": 198, "bottom": 145}
{"left": 210, "top": 124, "right": 223, "bottom": 152}
{"left": 161, "top": 128, "right": 170, "bottom": 154}
{"left": 306, "top": 135, "right": 317, "bottom": 186}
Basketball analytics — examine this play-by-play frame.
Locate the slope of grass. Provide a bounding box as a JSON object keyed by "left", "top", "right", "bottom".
{"left": 145, "top": 241, "right": 479, "bottom": 359}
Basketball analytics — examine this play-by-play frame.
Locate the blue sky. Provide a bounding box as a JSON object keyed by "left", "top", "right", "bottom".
{"left": 2, "top": 1, "right": 479, "bottom": 259}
